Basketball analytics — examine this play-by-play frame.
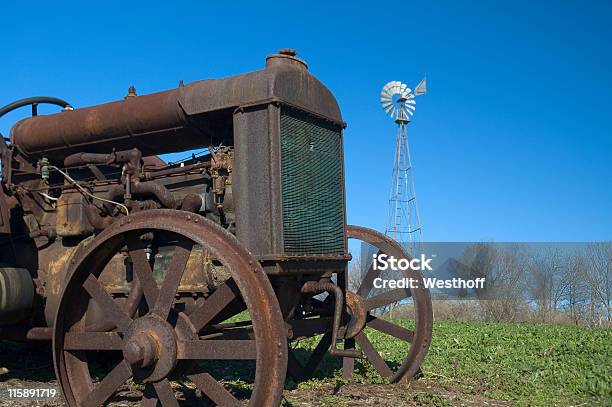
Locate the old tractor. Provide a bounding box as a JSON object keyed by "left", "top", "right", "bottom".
{"left": 0, "top": 49, "right": 433, "bottom": 406}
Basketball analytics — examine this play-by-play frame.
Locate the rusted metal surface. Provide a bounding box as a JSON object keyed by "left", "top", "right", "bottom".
{"left": 53, "top": 210, "right": 287, "bottom": 406}
{"left": 0, "top": 326, "right": 52, "bottom": 341}
{"left": 105, "top": 180, "right": 177, "bottom": 209}
{"left": 10, "top": 89, "right": 187, "bottom": 161}
{"left": 301, "top": 280, "right": 361, "bottom": 358}
{"left": 344, "top": 225, "right": 433, "bottom": 383}
{"left": 344, "top": 290, "right": 367, "bottom": 339}
{"left": 0, "top": 266, "right": 35, "bottom": 325}
{"left": 0, "top": 183, "right": 13, "bottom": 235}
{"left": 41, "top": 243, "right": 82, "bottom": 326}
{"left": 9, "top": 50, "right": 342, "bottom": 163}
{"left": 55, "top": 187, "right": 94, "bottom": 237}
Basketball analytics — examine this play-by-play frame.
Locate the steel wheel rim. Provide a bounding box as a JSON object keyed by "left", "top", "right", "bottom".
{"left": 346, "top": 225, "right": 433, "bottom": 383}
{"left": 53, "top": 209, "right": 287, "bottom": 406}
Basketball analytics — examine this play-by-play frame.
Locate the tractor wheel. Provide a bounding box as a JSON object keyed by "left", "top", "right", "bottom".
{"left": 342, "top": 225, "right": 433, "bottom": 383}
{"left": 53, "top": 209, "right": 287, "bottom": 406}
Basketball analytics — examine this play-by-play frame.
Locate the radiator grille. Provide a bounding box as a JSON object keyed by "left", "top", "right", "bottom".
{"left": 280, "top": 108, "right": 345, "bottom": 255}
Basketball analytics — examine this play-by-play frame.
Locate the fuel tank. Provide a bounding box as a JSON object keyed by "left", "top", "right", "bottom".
{"left": 9, "top": 50, "right": 342, "bottom": 163}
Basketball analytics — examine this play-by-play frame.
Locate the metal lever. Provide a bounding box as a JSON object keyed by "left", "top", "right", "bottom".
{"left": 301, "top": 280, "right": 362, "bottom": 359}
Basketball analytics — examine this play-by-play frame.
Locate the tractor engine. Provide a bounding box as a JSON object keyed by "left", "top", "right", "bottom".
{"left": 0, "top": 48, "right": 347, "bottom": 330}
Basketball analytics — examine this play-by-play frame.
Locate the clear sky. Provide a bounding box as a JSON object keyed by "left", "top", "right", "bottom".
{"left": 1, "top": 1, "right": 610, "bottom": 241}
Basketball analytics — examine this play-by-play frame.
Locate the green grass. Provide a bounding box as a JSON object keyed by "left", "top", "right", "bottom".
{"left": 293, "top": 320, "right": 612, "bottom": 406}
{"left": 420, "top": 320, "right": 611, "bottom": 406}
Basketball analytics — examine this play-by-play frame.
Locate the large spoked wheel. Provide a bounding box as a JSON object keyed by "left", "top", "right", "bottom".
{"left": 343, "top": 225, "right": 433, "bottom": 383}
{"left": 53, "top": 210, "right": 287, "bottom": 406}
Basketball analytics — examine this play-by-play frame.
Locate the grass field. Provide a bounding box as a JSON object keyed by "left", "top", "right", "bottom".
{"left": 0, "top": 319, "right": 609, "bottom": 406}
{"left": 291, "top": 320, "right": 612, "bottom": 406}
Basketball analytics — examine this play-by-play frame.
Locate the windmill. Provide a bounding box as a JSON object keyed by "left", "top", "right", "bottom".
{"left": 380, "top": 78, "right": 426, "bottom": 253}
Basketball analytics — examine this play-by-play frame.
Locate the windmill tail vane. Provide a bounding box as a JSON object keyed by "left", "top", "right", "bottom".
{"left": 413, "top": 77, "right": 427, "bottom": 96}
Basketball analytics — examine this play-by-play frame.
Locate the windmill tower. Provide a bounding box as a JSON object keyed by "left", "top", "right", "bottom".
{"left": 380, "top": 79, "right": 426, "bottom": 253}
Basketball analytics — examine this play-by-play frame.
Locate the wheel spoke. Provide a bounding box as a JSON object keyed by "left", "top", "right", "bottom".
{"left": 153, "top": 237, "right": 194, "bottom": 319}
{"left": 199, "top": 327, "right": 254, "bottom": 341}
{"left": 367, "top": 316, "right": 414, "bottom": 342}
{"left": 287, "top": 349, "right": 305, "bottom": 381}
{"left": 189, "top": 372, "right": 241, "bottom": 407}
{"left": 357, "top": 250, "right": 382, "bottom": 297}
{"left": 303, "top": 332, "right": 333, "bottom": 375}
{"left": 83, "top": 274, "right": 132, "bottom": 332}
{"left": 290, "top": 316, "right": 334, "bottom": 338}
{"left": 342, "top": 338, "right": 356, "bottom": 380}
{"left": 365, "top": 288, "right": 410, "bottom": 311}
{"left": 142, "top": 383, "right": 159, "bottom": 407}
{"left": 85, "top": 278, "right": 143, "bottom": 332}
{"left": 355, "top": 332, "right": 393, "bottom": 379}
{"left": 153, "top": 379, "right": 179, "bottom": 407}
{"left": 64, "top": 332, "right": 123, "bottom": 351}
{"left": 287, "top": 331, "right": 333, "bottom": 381}
{"left": 81, "top": 360, "right": 132, "bottom": 407}
{"left": 206, "top": 297, "right": 248, "bottom": 326}
{"left": 177, "top": 339, "right": 256, "bottom": 360}
{"left": 188, "top": 279, "right": 240, "bottom": 332}
{"left": 125, "top": 277, "right": 144, "bottom": 317}
{"left": 126, "top": 234, "right": 159, "bottom": 308}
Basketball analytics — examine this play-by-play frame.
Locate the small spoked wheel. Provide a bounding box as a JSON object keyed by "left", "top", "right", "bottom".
{"left": 53, "top": 210, "right": 287, "bottom": 406}
{"left": 342, "top": 225, "right": 433, "bottom": 383}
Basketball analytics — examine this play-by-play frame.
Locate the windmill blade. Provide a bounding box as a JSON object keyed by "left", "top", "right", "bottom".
{"left": 414, "top": 77, "right": 427, "bottom": 96}
{"left": 402, "top": 106, "right": 414, "bottom": 116}
{"left": 380, "top": 80, "right": 418, "bottom": 119}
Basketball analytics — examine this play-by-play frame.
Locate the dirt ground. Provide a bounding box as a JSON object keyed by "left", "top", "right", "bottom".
{"left": 0, "top": 343, "right": 510, "bottom": 407}
{"left": 283, "top": 382, "right": 512, "bottom": 407}
{"left": 0, "top": 377, "right": 512, "bottom": 406}
{"left": 0, "top": 379, "right": 511, "bottom": 407}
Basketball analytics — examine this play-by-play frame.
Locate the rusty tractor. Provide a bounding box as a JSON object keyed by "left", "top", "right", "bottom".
{"left": 0, "top": 49, "right": 433, "bottom": 406}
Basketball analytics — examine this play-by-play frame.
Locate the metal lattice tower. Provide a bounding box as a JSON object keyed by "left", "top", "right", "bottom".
{"left": 380, "top": 79, "right": 426, "bottom": 252}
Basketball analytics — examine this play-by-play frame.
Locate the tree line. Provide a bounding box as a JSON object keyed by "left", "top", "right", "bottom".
{"left": 350, "top": 242, "right": 612, "bottom": 327}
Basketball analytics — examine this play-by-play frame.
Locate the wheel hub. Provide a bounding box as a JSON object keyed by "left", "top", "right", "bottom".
{"left": 123, "top": 315, "right": 178, "bottom": 383}
{"left": 123, "top": 332, "right": 158, "bottom": 368}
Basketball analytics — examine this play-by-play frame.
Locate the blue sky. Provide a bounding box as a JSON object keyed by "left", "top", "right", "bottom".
{"left": 1, "top": 1, "right": 610, "bottom": 241}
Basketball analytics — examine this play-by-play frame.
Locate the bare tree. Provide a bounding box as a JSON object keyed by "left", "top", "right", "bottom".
{"left": 529, "top": 249, "right": 566, "bottom": 323}
{"left": 581, "top": 242, "right": 612, "bottom": 326}
{"left": 348, "top": 255, "right": 364, "bottom": 293}
{"left": 459, "top": 243, "right": 528, "bottom": 323}
{"left": 561, "top": 253, "right": 589, "bottom": 325}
